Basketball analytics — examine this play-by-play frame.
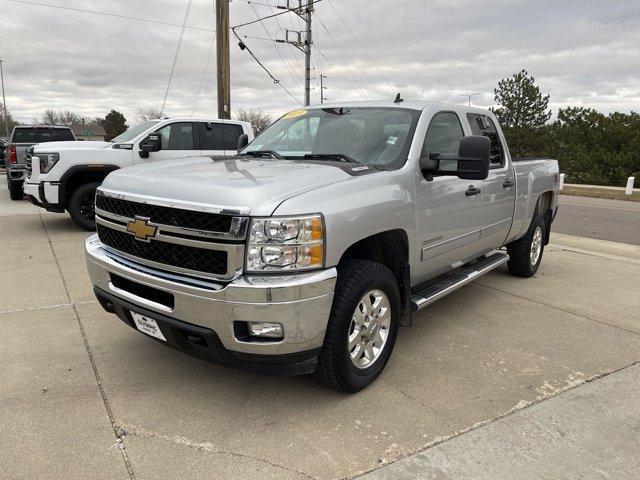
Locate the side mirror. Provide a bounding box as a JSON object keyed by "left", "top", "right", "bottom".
{"left": 139, "top": 133, "right": 162, "bottom": 158}
{"left": 420, "top": 135, "right": 491, "bottom": 181}
{"left": 237, "top": 133, "right": 249, "bottom": 153}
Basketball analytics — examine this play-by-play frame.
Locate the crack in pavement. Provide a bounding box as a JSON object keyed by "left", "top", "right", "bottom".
{"left": 354, "top": 360, "right": 640, "bottom": 479}
{"left": 473, "top": 282, "right": 640, "bottom": 337}
{"left": 382, "top": 379, "right": 456, "bottom": 436}
{"left": 0, "top": 300, "right": 96, "bottom": 316}
{"left": 120, "top": 424, "right": 319, "bottom": 480}
{"left": 39, "top": 212, "right": 136, "bottom": 479}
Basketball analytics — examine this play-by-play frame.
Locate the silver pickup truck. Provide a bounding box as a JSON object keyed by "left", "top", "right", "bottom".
{"left": 85, "top": 101, "right": 559, "bottom": 392}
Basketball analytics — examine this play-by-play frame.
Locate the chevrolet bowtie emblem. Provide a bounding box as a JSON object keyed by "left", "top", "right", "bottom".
{"left": 126, "top": 217, "right": 157, "bottom": 242}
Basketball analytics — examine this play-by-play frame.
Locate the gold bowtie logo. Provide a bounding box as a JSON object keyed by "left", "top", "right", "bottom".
{"left": 126, "top": 217, "right": 157, "bottom": 241}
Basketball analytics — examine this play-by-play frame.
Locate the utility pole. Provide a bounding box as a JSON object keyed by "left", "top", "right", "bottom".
{"left": 320, "top": 74, "right": 327, "bottom": 104}
{"left": 303, "top": 1, "right": 313, "bottom": 106}
{"left": 0, "top": 58, "right": 9, "bottom": 138}
{"left": 277, "top": 1, "right": 314, "bottom": 106}
{"left": 216, "top": 0, "right": 231, "bottom": 119}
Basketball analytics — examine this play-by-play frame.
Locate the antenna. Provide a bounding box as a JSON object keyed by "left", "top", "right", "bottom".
{"left": 394, "top": 92, "right": 404, "bottom": 103}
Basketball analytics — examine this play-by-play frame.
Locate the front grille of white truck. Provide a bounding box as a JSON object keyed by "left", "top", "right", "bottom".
{"left": 94, "top": 190, "right": 248, "bottom": 281}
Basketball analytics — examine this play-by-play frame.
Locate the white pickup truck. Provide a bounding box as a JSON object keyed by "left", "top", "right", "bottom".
{"left": 24, "top": 118, "right": 253, "bottom": 229}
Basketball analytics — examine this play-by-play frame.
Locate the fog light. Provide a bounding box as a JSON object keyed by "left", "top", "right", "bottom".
{"left": 248, "top": 322, "right": 283, "bottom": 339}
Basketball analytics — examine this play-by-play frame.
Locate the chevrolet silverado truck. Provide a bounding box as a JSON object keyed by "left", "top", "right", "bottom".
{"left": 85, "top": 102, "right": 559, "bottom": 392}
{"left": 5, "top": 125, "right": 75, "bottom": 200}
{"left": 24, "top": 117, "right": 253, "bottom": 229}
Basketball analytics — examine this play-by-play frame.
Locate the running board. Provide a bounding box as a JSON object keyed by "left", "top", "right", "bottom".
{"left": 411, "top": 251, "right": 509, "bottom": 311}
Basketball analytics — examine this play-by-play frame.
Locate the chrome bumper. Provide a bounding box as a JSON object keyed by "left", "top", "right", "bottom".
{"left": 85, "top": 234, "right": 337, "bottom": 356}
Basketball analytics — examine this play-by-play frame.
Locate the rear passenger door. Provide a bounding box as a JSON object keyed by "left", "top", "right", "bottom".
{"left": 198, "top": 122, "right": 243, "bottom": 156}
{"left": 467, "top": 113, "right": 515, "bottom": 249}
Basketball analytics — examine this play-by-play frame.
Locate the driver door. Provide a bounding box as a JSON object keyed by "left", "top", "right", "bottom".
{"left": 136, "top": 122, "right": 199, "bottom": 163}
{"left": 413, "top": 111, "right": 486, "bottom": 283}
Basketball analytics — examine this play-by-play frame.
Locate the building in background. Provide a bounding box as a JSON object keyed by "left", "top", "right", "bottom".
{"left": 71, "top": 123, "right": 106, "bottom": 141}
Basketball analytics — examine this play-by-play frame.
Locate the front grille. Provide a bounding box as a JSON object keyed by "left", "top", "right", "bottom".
{"left": 97, "top": 224, "right": 228, "bottom": 275}
{"left": 96, "top": 194, "right": 233, "bottom": 233}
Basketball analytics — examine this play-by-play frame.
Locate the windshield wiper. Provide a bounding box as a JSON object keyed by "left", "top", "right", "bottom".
{"left": 303, "top": 153, "right": 376, "bottom": 168}
{"left": 240, "top": 150, "right": 283, "bottom": 159}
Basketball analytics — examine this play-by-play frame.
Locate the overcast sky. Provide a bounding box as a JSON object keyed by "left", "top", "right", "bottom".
{"left": 1, "top": 0, "right": 639, "bottom": 125}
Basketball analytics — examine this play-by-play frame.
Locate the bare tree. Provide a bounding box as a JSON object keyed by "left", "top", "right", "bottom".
{"left": 41, "top": 109, "right": 81, "bottom": 126}
{"left": 135, "top": 107, "right": 163, "bottom": 123}
{"left": 235, "top": 108, "right": 273, "bottom": 135}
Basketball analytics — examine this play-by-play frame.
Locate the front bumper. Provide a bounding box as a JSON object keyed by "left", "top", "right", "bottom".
{"left": 24, "top": 181, "right": 65, "bottom": 212}
{"left": 85, "top": 234, "right": 337, "bottom": 374}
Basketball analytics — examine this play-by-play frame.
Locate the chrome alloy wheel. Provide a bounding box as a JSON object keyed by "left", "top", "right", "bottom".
{"left": 530, "top": 226, "right": 543, "bottom": 267}
{"left": 347, "top": 289, "right": 391, "bottom": 369}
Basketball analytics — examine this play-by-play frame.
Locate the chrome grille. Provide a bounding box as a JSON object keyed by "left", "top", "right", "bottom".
{"left": 96, "top": 194, "right": 233, "bottom": 233}
{"left": 97, "top": 224, "right": 228, "bottom": 276}
{"left": 94, "top": 189, "right": 247, "bottom": 280}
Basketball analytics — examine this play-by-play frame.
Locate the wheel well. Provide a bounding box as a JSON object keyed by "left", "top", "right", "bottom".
{"left": 63, "top": 169, "right": 113, "bottom": 207}
{"left": 535, "top": 191, "right": 553, "bottom": 244}
{"left": 340, "top": 229, "right": 412, "bottom": 326}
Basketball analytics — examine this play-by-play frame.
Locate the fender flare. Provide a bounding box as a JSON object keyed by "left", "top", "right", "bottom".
{"left": 59, "top": 164, "right": 120, "bottom": 205}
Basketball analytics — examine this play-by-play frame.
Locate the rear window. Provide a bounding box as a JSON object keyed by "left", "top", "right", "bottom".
{"left": 13, "top": 128, "right": 75, "bottom": 143}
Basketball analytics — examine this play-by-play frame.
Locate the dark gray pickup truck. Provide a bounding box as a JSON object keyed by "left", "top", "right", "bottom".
{"left": 5, "top": 125, "right": 75, "bottom": 199}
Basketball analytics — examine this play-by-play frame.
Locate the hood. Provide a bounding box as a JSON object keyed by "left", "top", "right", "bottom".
{"left": 33, "top": 141, "right": 112, "bottom": 151}
{"left": 101, "top": 156, "right": 365, "bottom": 216}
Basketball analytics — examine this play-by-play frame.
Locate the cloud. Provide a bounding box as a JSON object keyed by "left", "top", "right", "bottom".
{"left": 1, "top": 0, "right": 639, "bottom": 125}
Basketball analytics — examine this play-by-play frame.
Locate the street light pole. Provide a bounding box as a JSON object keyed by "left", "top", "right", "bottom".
{"left": 0, "top": 58, "right": 9, "bottom": 138}
{"left": 466, "top": 92, "right": 481, "bottom": 107}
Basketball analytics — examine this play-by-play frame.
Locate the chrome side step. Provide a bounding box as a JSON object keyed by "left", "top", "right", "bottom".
{"left": 411, "top": 251, "right": 510, "bottom": 311}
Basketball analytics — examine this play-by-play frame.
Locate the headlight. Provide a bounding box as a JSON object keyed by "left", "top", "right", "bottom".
{"left": 38, "top": 153, "right": 60, "bottom": 173}
{"left": 247, "top": 215, "right": 324, "bottom": 272}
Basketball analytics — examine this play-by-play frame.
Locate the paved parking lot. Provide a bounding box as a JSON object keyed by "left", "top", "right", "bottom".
{"left": 2, "top": 184, "right": 639, "bottom": 479}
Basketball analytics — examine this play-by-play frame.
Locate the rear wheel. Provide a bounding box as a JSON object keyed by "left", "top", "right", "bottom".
{"left": 67, "top": 181, "right": 99, "bottom": 230}
{"left": 506, "top": 214, "right": 546, "bottom": 277}
{"left": 8, "top": 179, "right": 23, "bottom": 201}
{"left": 315, "top": 260, "right": 400, "bottom": 393}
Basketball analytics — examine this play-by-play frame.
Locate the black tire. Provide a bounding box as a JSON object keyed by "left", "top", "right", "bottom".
{"left": 67, "top": 181, "right": 100, "bottom": 231}
{"left": 315, "top": 260, "right": 400, "bottom": 393}
{"left": 8, "top": 179, "right": 23, "bottom": 201}
{"left": 506, "top": 213, "right": 546, "bottom": 277}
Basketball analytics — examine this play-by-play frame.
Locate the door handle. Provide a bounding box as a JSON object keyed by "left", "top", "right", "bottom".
{"left": 503, "top": 179, "right": 514, "bottom": 188}
{"left": 465, "top": 186, "right": 481, "bottom": 196}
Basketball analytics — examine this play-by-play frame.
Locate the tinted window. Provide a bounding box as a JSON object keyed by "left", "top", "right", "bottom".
{"left": 199, "top": 122, "right": 224, "bottom": 150}
{"left": 467, "top": 114, "right": 504, "bottom": 167}
{"left": 156, "top": 122, "right": 194, "bottom": 150}
{"left": 222, "top": 124, "right": 243, "bottom": 150}
{"left": 423, "top": 112, "right": 464, "bottom": 157}
{"left": 13, "top": 128, "right": 75, "bottom": 143}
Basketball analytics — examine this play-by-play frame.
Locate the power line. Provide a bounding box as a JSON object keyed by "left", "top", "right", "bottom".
{"left": 6, "top": 0, "right": 214, "bottom": 32}
{"left": 325, "top": 0, "right": 395, "bottom": 92}
{"left": 315, "top": 45, "right": 368, "bottom": 99}
{"left": 192, "top": 29, "right": 216, "bottom": 115}
{"left": 161, "top": 0, "right": 193, "bottom": 115}
{"left": 231, "top": 29, "right": 303, "bottom": 105}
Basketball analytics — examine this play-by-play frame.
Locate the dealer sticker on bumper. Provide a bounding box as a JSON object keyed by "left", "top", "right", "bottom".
{"left": 131, "top": 312, "right": 167, "bottom": 342}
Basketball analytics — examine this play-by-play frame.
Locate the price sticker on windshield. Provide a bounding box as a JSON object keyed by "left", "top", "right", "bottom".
{"left": 283, "top": 109, "right": 308, "bottom": 119}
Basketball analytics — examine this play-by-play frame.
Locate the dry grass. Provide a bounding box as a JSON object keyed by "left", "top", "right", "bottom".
{"left": 560, "top": 186, "right": 640, "bottom": 202}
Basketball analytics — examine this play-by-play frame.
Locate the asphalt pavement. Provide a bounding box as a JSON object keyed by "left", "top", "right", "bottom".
{"left": 555, "top": 195, "right": 640, "bottom": 245}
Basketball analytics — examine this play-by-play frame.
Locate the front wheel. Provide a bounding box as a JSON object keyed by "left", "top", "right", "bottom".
{"left": 8, "top": 179, "right": 23, "bottom": 201}
{"left": 67, "top": 181, "right": 100, "bottom": 231}
{"left": 315, "top": 260, "right": 400, "bottom": 393}
{"left": 506, "top": 214, "right": 546, "bottom": 277}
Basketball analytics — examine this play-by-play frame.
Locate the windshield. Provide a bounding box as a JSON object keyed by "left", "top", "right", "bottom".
{"left": 111, "top": 120, "right": 161, "bottom": 143}
{"left": 242, "top": 107, "right": 420, "bottom": 168}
